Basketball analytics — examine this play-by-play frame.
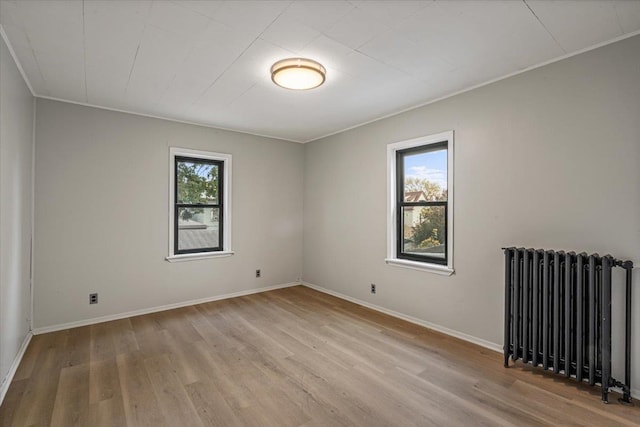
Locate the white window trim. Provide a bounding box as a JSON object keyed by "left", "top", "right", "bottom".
{"left": 166, "top": 147, "right": 233, "bottom": 262}
{"left": 386, "top": 131, "right": 454, "bottom": 275}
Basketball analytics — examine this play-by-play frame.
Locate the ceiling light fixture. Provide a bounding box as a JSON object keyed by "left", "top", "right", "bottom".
{"left": 271, "top": 58, "right": 326, "bottom": 90}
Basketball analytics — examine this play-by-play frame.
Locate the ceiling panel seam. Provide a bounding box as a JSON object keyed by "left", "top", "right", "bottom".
{"left": 522, "top": 0, "right": 567, "bottom": 54}
{"left": 125, "top": 1, "right": 153, "bottom": 96}
{"left": 188, "top": 1, "right": 295, "bottom": 110}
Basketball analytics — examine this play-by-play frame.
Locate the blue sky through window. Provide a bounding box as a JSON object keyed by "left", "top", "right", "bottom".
{"left": 404, "top": 149, "right": 447, "bottom": 189}
{"left": 182, "top": 161, "right": 216, "bottom": 180}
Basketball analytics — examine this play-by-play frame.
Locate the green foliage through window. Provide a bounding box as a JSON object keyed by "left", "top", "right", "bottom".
{"left": 177, "top": 160, "right": 219, "bottom": 221}
{"left": 412, "top": 205, "right": 445, "bottom": 248}
{"left": 177, "top": 161, "right": 218, "bottom": 204}
{"left": 396, "top": 141, "right": 449, "bottom": 264}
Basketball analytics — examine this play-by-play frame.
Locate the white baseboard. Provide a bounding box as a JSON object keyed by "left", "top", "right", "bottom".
{"left": 0, "top": 332, "right": 33, "bottom": 406}
{"left": 302, "top": 282, "right": 640, "bottom": 400}
{"left": 33, "top": 282, "right": 299, "bottom": 335}
{"left": 301, "top": 281, "right": 502, "bottom": 353}
{"left": 22, "top": 281, "right": 640, "bottom": 401}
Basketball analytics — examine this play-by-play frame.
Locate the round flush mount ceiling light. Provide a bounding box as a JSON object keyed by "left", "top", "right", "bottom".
{"left": 271, "top": 58, "right": 326, "bottom": 90}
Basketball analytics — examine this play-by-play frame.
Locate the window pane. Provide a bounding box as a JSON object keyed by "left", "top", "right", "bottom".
{"left": 402, "top": 205, "right": 445, "bottom": 259}
{"left": 177, "top": 160, "right": 219, "bottom": 204}
{"left": 178, "top": 207, "right": 220, "bottom": 251}
{"left": 403, "top": 148, "right": 447, "bottom": 202}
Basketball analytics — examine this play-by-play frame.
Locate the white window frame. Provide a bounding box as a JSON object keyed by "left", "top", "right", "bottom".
{"left": 166, "top": 147, "right": 233, "bottom": 262}
{"left": 386, "top": 131, "right": 454, "bottom": 275}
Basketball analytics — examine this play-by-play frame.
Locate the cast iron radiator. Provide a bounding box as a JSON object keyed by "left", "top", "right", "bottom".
{"left": 502, "top": 247, "right": 634, "bottom": 403}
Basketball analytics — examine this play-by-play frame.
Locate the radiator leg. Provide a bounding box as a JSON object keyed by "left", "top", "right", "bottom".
{"left": 601, "top": 376, "right": 611, "bottom": 404}
{"left": 618, "top": 384, "right": 633, "bottom": 406}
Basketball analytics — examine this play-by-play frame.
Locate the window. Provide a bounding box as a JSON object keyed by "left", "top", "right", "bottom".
{"left": 167, "top": 148, "right": 232, "bottom": 262}
{"left": 386, "top": 131, "right": 454, "bottom": 275}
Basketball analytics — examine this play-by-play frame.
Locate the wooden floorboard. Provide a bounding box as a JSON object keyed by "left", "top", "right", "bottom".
{"left": 1, "top": 285, "right": 638, "bottom": 426}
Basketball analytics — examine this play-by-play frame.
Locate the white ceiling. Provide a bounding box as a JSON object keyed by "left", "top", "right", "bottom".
{"left": 1, "top": 1, "right": 639, "bottom": 143}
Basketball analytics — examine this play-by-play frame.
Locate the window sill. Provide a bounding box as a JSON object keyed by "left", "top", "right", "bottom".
{"left": 166, "top": 251, "right": 234, "bottom": 263}
{"left": 385, "top": 258, "right": 454, "bottom": 276}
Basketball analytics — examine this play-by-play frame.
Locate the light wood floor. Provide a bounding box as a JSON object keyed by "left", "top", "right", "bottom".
{"left": 0, "top": 286, "right": 638, "bottom": 427}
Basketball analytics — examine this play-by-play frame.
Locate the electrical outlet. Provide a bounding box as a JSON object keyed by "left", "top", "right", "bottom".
{"left": 256, "top": 269, "right": 261, "bottom": 278}
{"left": 370, "top": 284, "right": 376, "bottom": 294}
{"left": 89, "top": 293, "right": 98, "bottom": 304}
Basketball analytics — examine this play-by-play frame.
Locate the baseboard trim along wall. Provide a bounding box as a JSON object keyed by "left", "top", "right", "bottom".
{"left": 302, "top": 281, "right": 639, "bottom": 399}
{"left": 301, "top": 281, "right": 503, "bottom": 353}
{"left": 21, "top": 281, "right": 640, "bottom": 401}
{"left": 0, "top": 332, "right": 32, "bottom": 406}
{"left": 32, "top": 282, "right": 299, "bottom": 335}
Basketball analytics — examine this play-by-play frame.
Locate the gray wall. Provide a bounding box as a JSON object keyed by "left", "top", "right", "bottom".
{"left": 0, "top": 36, "right": 34, "bottom": 393}
{"left": 27, "top": 33, "right": 640, "bottom": 397}
{"left": 303, "top": 35, "right": 640, "bottom": 394}
{"left": 34, "top": 100, "right": 304, "bottom": 328}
